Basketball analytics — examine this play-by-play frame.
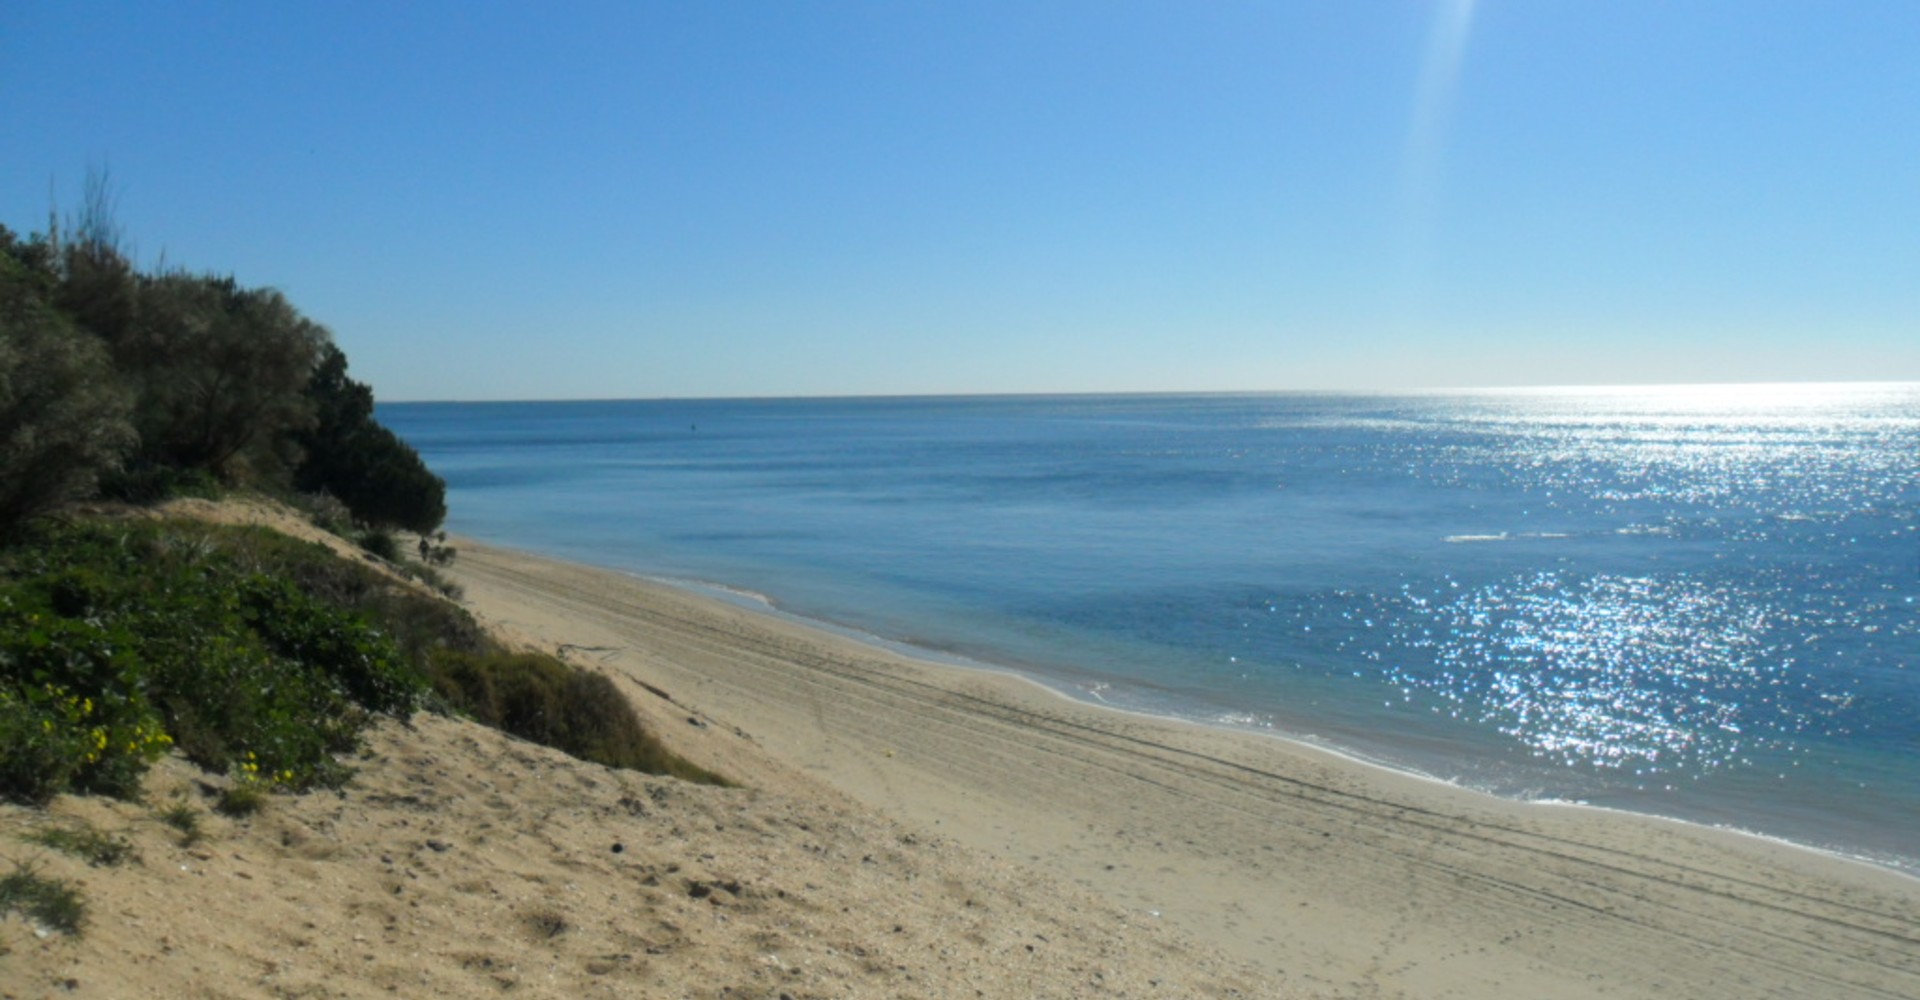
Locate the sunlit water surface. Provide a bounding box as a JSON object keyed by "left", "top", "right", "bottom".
{"left": 384, "top": 384, "right": 1920, "bottom": 871}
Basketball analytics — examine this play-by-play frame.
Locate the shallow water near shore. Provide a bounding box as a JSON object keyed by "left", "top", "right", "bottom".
{"left": 383, "top": 385, "right": 1920, "bottom": 872}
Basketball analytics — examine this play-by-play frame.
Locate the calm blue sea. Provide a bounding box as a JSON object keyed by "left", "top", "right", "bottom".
{"left": 381, "top": 385, "right": 1920, "bottom": 871}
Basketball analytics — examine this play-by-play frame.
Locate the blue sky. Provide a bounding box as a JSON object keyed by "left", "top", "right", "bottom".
{"left": 3, "top": 2, "right": 1915, "bottom": 400}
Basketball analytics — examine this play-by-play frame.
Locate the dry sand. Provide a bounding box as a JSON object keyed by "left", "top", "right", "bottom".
{"left": 2, "top": 714, "right": 1270, "bottom": 1000}
{"left": 4, "top": 517, "right": 1917, "bottom": 998}
{"left": 444, "top": 539, "right": 1920, "bottom": 1000}
{"left": 0, "top": 507, "right": 1271, "bottom": 1000}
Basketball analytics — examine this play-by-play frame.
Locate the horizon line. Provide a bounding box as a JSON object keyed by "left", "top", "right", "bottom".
{"left": 378, "top": 379, "right": 1920, "bottom": 407}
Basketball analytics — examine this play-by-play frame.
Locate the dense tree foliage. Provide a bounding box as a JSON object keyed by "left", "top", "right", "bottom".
{"left": 0, "top": 229, "right": 135, "bottom": 539}
{"left": 294, "top": 344, "right": 446, "bottom": 534}
{"left": 123, "top": 273, "right": 322, "bottom": 480}
{"left": 0, "top": 192, "right": 445, "bottom": 535}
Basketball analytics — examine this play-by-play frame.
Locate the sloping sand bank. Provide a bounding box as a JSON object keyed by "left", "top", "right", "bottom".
{"left": 1, "top": 507, "right": 1273, "bottom": 999}
{"left": 2, "top": 714, "right": 1271, "bottom": 999}
{"left": 451, "top": 539, "right": 1920, "bottom": 1000}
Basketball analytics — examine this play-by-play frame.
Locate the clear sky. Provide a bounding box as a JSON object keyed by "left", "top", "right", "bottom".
{"left": 3, "top": 2, "right": 1916, "bottom": 401}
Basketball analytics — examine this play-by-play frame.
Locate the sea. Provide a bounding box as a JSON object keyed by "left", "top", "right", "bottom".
{"left": 380, "top": 384, "right": 1920, "bottom": 873}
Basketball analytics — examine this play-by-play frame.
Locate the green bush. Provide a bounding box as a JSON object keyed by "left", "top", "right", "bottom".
{"left": 116, "top": 273, "right": 322, "bottom": 482}
{"left": 0, "top": 520, "right": 415, "bottom": 800}
{"left": 146, "top": 624, "right": 360, "bottom": 789}
{"left": 240, "top": 575, "right": 422, "bottom": 715}
{"left": 291, "top": 491, "right": 354, "bottom": 536}
{"left": 7, "top": 204, "right": 435, "bottom": 532}
{"left": 1, "top": 516, "right": 723, "bottom": 807}
{"left": 430, "top": 649, "right": 728, "bottom": 785}
{"left": 293, "top": 344, "right": 446, "bottom": 534}
{"left": 358, "top": 527, "right": 401, "bottom": 562}
{"left": 98, "top": 461, "right": 222, "bottom": 504}
{"left": 0, "top": 602, "right": 172, "bottom": 801}
{"left": 0, "top": 690, "right": 86, "bottom": 805}
{"left": 0, "top": 241, "right": 136, "bottom": 539}
{"left": 402, "top": 560, "right": 463, "bottom": 600}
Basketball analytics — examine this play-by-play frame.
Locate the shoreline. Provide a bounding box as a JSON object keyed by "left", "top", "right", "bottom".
{"left": 447, "top": 534, "right": 1920, "bottom": 998}
{"left": 529, "top": 544, "right": 1920, "bottom": 880}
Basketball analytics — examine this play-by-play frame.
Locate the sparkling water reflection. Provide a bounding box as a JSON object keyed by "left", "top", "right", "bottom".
{"left": 384, "top": 383, "right": 1920, "bottom": 869}
{"left": 1388, "top": 572, "right": 1828, "bottom": 775}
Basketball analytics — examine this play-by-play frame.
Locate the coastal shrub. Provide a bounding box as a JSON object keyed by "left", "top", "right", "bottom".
{"left": 2, "top": 515, "right": 725, "bottom": 806}
{"left": 11, "top": 188, "right": 436, "bottom": 529}
{"left": 0, "top": 520, "right": 424, "bottom": 798}
{"left": 430, "top": 650, "right": 602, "bottom": 750}
{"left": 97, "top": 461, "right": 222, "bottom": 504}
{"left": 423, "top": 534, "right": 456, "bottom": 566}
{"left": 202, "top": 520, "right": 487, "bottom": 690}
{"left": 146, "top": 619, "right": 361, "bottom": 790}
{"left": 403, "top": 561, "right": 463, "bottom": 600}
{"left": 293, "top": 343, "right": 446, "bottom": 534}
{"left": 239, "top": 575, "right": 421, "bottom": 715}
{"left": 428, "top": 650, "right": 729, "bottom": 785}
{"left": 49, "top": 169, "right": 137, "bottom": 353}
{"left": 358, "top": 526, "right": 401, "bottom": 562}
{"left": 0, "top": 601, "right": 173, "bottom": 802}
{"left": 373, "top": 586, "right": 489, "bottom": 669}
{"left": 115, "top": 273, "right": 322, "bottom": 483}
{"left": 399, "top": 532, "right": 462, "bottom": 597}
{"left": 0, "top": 236, "right": 137, "bottom": 539}
{"left": 0, "top": 690, "right": 86, "bottom": 805}
{"left": 291, "top": 490, "right": 354, "bottom": 537}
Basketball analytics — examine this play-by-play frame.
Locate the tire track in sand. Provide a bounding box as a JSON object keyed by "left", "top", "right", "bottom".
{"left": 453, "top": 543, "right": 1920, "bottom": 1000}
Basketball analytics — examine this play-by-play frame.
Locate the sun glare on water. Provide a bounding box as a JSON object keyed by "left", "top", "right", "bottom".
{"left": 1479, "top": 381, "right": 1917, "bottom": 423}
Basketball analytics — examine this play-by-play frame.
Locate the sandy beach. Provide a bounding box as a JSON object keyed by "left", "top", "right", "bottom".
{"left": 5, "top": 521, "right": 1917, "bottom": 998}
{"left": 4, "top": 504, "right": 1272, "bottom": 999}
{"left": 449, "top": 538, "right": 1919, "bottom": 999}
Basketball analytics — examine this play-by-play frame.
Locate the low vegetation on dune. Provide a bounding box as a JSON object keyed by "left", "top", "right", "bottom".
{"left": 0, "top": 516, "right": 726, "bottom": 811}
{"left": 1, "top": 177, "right": 723, "bottom": 939}
{"left": 432, "top": 648, "right": 728, "bottom": 784}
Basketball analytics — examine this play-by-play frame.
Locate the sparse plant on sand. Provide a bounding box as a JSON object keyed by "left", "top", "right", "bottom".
{"left": 158, "top": 800, "right": 202, "bottom": 845}
{"left": 0, "top": 861, "right": 86, "bottom": 935}
{"left": 215, "top": 783, "right": 268, "bottom": 818}
{"left": 216, "top": 755, "right": 275, "bottom": 817}
{"left": 26, "top": 820, "right": 135, "bottom": 867}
